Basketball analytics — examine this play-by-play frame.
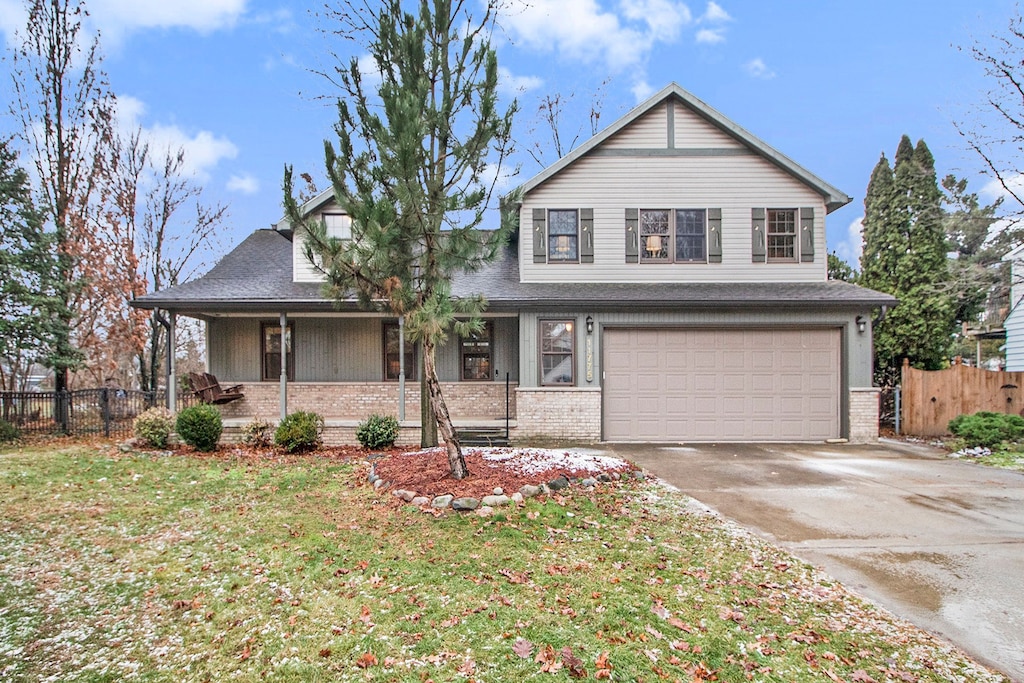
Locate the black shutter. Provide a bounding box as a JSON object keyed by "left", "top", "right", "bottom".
{"left": 532, "top": 209, "right": 546, "bottom": 263}
{"left": 707, "top": 208, "right": 722, "bottom": 263}
{"left": 751, "top": 208, "right": 766, "bottom": 263}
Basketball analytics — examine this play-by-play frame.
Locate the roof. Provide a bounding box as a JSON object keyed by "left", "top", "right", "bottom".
{"left": 510, "top": 82, "right": 852, "bottom": 214}
{"left": 133, "top": 229, "right": 896, "bottom": 314}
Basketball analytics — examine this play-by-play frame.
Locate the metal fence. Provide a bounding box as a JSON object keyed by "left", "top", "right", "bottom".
{"left": 0, "top": 388, "right": 198, "bottom": 439}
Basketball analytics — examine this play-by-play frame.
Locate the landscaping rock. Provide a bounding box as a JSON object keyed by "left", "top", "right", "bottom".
{"left": 493, "top": 487, "right": 504, "bottom": 496}
{"left": 452, "top": 497, "right": 480, "bottom": 512}
{"left": 547, "top": 475, "right": 570, "bottom": 491}
{"left": 475, "top": 506, "right": 494, "bottom": 517}
{"left": 368, "top": 473, "right": 379, "bottom": 484}
{"left": 581, "top": 477, "right": 597, "bottom": 488}
{"left": 373, "top": 479, "right": 386, "bottom": 489}
{"left": 511, "top": 492, "right": 524, "bottom": 504}
{"left": 393, "top": 489, "right": 416, "bottom": 503}
{"left": 431, "top": 494, "right": 454, "bottom": 509}
{"left": 519, "top": 484, "right": 541, "bottom": 498}
{"left": 482, "top": 494, "right": 510, "bottom": 507}
{"left": 634, "top": 471, "right": 646, "bottom": 481}
{"left": 411, "top": 496, "right": 429, "bottom": 507}
{"left": 597, "top": 473, "right": 612, "bottom": 483}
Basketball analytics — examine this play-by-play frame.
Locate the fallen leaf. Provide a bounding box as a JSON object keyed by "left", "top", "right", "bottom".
{"left": 535, "top": 644, "right": 563, "bottom": 673}
{"left": 318, "top": 648, "right": 331, "bottom": 658}
{"left": 355, "top": 652, "right": 377, "bottom": 669}
{"left": 561, "top": 647, "right": 586, "bottom": 678}
{"left": 513, "top": 638, "right": 534, "bottom": 659}
{"left": 851, "top": 671, "right": 877, "bottom": 683}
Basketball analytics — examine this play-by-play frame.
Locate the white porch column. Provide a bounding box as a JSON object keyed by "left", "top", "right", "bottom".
{"left": 280, "top": 312, "right": 288, "bottom": 422}
{"left": 167, "top": 311, "right": 177, "bottom": 413}
{"left": 398, "top": 315, "right": 406, "bottom": 421}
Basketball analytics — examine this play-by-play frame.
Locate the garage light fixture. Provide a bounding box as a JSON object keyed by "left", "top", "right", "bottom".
{"left": 586, "top": 316, "right": 594, "bottom": 334}
{"left": 856, "top": 316, "right": 867, "bottom": 334}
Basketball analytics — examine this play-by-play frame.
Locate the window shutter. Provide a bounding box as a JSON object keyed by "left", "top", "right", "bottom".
{"left": 532, "top": 209, "right": 547, "bottom": 263}
{"left": 751, "top": 208, "right": 766, "bottom": 263}
{"left": 707, "top": 208, "right": 722, "bottom": 263}
{"left": 625, "top": 208, "right": 639, "bottom": 263}
{"left": 580, "top": 209, "right": 594, "bottom": 263}
{"left": 800, "top": 207, "right": 815, "bottom": 262}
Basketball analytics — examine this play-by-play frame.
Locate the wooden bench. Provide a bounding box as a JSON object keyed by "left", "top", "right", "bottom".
{"left": 187, "top": 372, "right": 244, "bottom": 405}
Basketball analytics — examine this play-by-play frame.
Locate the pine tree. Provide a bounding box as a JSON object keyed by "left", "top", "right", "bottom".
{"left": 285, "top": 0, "right": 516, "bottom": 479}
{"left": 860, "top": 136, "right": 955, "bottom": 385}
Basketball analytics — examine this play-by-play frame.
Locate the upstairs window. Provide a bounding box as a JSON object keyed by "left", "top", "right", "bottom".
{"left": 767, "top": 209, "right": 797, "bottom": 262}
{"left": 638, "top": 209, "right": 707, "bottom": 263}
{"left": 547, "top": 210, "right": 579, "bottom": 262}
{"left": 322, "top": 213, "right": 351, "bottom": 240}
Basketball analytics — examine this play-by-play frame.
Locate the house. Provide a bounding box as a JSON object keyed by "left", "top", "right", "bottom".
{"left": 134, "top": 83, "right": 895, "bottom": 444}
{"left": 1002, "top": 244, "right": 1024, "bottom": 370}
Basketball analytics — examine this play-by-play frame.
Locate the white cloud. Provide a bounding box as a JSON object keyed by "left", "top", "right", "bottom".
{"left": 695, "top": 27, "right": 725, "bottom": 44}
{"left": 631, "top": 79, "right": 655, "bottom": 102}
{"left": 90, "top": 0, "right": 246, "bottom": 34}
{"left": 744, "top": 57, "right": 776, "bottom": 79}
{"left": 117, "top": 94, "right": 238, "bottom": 180}
{"left": 227, "top": 173, "right": 259, "bottom": 194}
{"left": 980, "top": 173, "right": 1024, "bottom": 205}
{"left": 501, "top": 0, "right": 691, "bottom": 90}
{"left": 498, "top": 66, "right": 543, "bottom": 96}
{"left": 700, "top": 1, "right": 731, "bottom": 23}
{"left": 833, "top": 216, "right": 864, "bottom": 266}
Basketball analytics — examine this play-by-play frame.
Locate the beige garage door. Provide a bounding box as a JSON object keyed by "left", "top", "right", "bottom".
{"left": 603, "top": 328, "right": 840, "bottom": 441}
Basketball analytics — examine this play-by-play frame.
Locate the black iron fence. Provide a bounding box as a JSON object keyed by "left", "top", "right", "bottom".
{"left": 0, "top": 389, "right": 198, "bottom": 439}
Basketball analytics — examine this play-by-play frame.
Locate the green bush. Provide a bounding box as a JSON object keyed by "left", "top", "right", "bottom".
{"left": 274, "top": 411, "right": 324, "bottom": 453}
{"left": 356, "top": 413, "right": 400, "bottom": 450}
{"left": 0, "top": 419, "right": 19, "bottom": 444}
{"left": 948, "top": 411, "right": 1024, "bottom": 448}
{"left": 132, "top": 407, "right": 175, "bottom": 448}
{"left": 175, "top": 404, "right": 223, "bottom": 452}
{"left": 241, "top": 418, "right": 274, "bottom": 448}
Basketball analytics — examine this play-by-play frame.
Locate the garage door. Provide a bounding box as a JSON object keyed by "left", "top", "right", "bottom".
{"left": 603, "top": 328, "right": 840, "bottom": 441}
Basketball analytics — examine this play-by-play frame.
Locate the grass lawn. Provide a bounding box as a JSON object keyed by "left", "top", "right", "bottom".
{"left": 0, "top": 442, "right": 1007, "bottom": 682}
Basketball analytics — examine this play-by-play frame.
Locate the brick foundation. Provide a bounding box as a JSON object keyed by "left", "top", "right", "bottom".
{"left": 849, "top": 387, "right": 880, "bottom": 443}
{"left": 514, "top": 387, "right": 602, "bottom": 443}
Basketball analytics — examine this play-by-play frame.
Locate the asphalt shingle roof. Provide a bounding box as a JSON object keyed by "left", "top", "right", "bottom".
{"left": 133, "top": 229, "right": 896, "bottom": 313}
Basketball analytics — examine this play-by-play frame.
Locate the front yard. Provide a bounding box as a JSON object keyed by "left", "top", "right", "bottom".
{"left": 0, "top": 442, "right": 1007, "bottom": 682}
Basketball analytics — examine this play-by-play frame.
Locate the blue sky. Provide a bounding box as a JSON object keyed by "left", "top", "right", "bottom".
{"left": 0, "top": 0, "right": 1020, "bottom": 268}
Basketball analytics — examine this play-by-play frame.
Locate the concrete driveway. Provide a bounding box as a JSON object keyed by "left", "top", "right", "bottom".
{"left": 603, "top": 440, "right": 1024, "bottom": 682}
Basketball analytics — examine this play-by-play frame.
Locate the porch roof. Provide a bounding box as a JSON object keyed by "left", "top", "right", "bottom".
{"left": 132, "top": 228, "right": 896, "bottom": 314}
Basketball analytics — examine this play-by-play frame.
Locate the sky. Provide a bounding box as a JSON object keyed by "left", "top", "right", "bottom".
{"left": 0, "top": 0, "right": 1020, "bottom": 269}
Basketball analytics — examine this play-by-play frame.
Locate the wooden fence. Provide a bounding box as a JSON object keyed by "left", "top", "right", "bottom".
{"left": 901, "top": 358, "right": 1024, "bottom": 436}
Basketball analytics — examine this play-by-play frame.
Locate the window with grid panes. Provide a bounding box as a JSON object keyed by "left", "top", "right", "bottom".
{"left": 767, "top": 209, "right": 797, "bottom": 262}
{"left": 547, "top": 210, "right": 579, "bottom": 262}
{"left": 638, "top": 209, "right": 707, "bottom": 263}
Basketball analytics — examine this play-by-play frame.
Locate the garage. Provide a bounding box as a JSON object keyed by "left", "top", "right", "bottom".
{"left": 602, "top": 328, "right": 840, "bottom": 441}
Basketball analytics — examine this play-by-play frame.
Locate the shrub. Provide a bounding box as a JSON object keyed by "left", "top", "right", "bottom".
{"left": 133, "top": 407, "right": 175, "bottom": 448}
{"left": 356, "top": 413, "right": 400, "bottom": 450}
{"left": 948, "top": 411, "right": 1024, "bottom": 448}
{"left": 175, "top": 404, "right": 223, "bottom": 452}
{"left": 0, "top": 419, "right": 19, "bottom": 444}
{"left": 274, "top": 411, "right": 324, "bottom": 453}
{"left": 241, "top": 418, "right": 274, "bottom": 448}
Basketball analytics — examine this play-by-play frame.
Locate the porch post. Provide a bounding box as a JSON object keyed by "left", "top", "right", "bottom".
{"left": 167, "top": 311, "right": 177, "bottom": 413}
{"left": 398, "top": 315, "right": 406, "bottom": 421}
{"left": 280, "top": 312, "right": 288, "bottom": 422}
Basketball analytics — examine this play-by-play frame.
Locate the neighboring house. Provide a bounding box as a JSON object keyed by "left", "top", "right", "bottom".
{"left": 1002, "top": 244, "right": 1024, "bottom": 370}
{"left": 134, "top": 83, "right": 895, "bottom": 444}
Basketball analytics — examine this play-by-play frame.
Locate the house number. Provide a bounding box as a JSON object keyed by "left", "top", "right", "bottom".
{"left": 586, "top": 337, "right": 594, "bottom": 382}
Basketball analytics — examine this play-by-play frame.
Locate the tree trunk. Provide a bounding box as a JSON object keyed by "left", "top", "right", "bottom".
{"left": 422, "top": 338, "right": 467, "bottom": 479}
{"left": 419, "top": 345, "right": 437, "bottom": 448}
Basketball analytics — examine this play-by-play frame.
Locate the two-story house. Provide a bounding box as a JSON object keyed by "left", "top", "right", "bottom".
{"left": 135, "top": 83, "right": 895, "bottom": 444}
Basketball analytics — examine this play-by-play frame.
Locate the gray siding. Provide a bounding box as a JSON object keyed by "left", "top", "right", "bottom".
{"left": 519, "top": 309, "right": 872, "bottom": 392}
{"left": 208, "top": 315, "right": 519, "bottom": 383}
{"left": 1007, "top": 257, "right": 1024, "bottom": 371}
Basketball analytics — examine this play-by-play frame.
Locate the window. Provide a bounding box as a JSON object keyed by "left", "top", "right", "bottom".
{"left": 639, "top": 209, "right": 707, "bottom": 263}
{"left": 548, "top": 210, "right": 579, "bottom": 262}
{"left": 322, "top": 213, "right": 351, "bottom": 240}
{"left": 262, "top": 322, "right": 294, "bottom": 381}
{"left": 540, "top": 320, "right": 575, "bottom": 385}
{"left": 460, "top": 322, "right": 492, "bottom": 381}
{"left": 383, "top": 322, "right": 417, "bottom": 381}
{"left": 767, "top": 209, "right": 797, "bottom": 262}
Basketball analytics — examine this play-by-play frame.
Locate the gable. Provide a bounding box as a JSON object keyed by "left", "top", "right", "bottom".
{"left": 602, "top": 100, "right": 744, "bottom": 151}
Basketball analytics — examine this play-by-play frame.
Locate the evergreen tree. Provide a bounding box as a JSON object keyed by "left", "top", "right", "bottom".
{"left": 0, "top": 140, "right": 61, "bottom": 392}
{"left": 860, "top": 136, "right": 955, "bottom": 385}
{"left": 285, "top": 0, "right": 516, "bottom": 479}
{"left": 827, "top": 252, "right": 855, "bottom": 282}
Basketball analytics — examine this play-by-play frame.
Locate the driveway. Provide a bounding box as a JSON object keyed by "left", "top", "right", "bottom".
{"left": 603, "top": 440, "right": 1024, "bottom": 682}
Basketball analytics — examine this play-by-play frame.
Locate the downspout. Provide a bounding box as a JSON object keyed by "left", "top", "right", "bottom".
{"left": 280, "top": 312, "right": 288, "bottom": 422}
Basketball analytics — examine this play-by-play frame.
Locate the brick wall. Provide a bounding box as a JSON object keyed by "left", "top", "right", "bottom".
{"left": 849, "top": 387, "right": 880, "bottom": 443}
{"left": 514, "top": 387, "right": 602, "bottom": 443}
{"left": 211, "top": 381, "right": 516, "bottom": 423}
